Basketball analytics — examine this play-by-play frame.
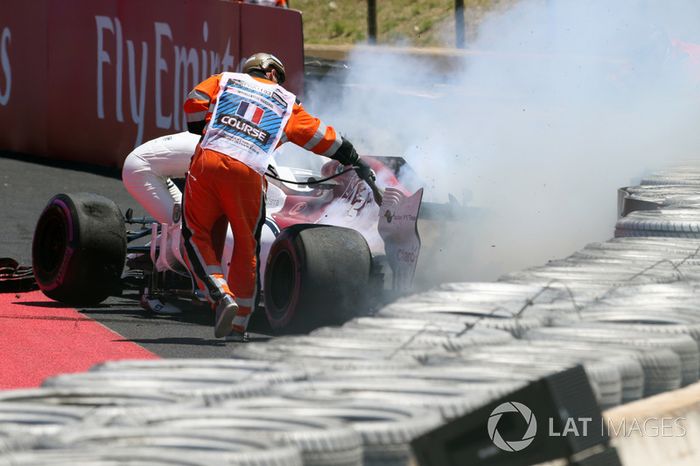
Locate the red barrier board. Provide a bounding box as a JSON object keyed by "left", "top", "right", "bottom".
{"left": 0, "top": 1, "right": 49, "bottom": 156}
{"left": 0, "top": 0, "right": 303, "bottom": 167}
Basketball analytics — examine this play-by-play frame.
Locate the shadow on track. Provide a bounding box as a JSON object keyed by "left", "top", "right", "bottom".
{"left": 16, "top": 301, "right": 110, "bottom": 309}
{"left": 120, "top": 333, "right": 272, "bottom": 346}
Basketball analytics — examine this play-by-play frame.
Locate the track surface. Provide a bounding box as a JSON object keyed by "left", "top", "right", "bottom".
{"left": 0, "top": 153, "right": 272, "bottom": 387}
{"left": 0, "top": 290, "right": 158, "bottom": 389}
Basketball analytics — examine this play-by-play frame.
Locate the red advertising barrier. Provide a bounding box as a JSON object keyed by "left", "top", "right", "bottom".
{"left": 0, "top": 0, "right": 303, "bottom": 167}
{"left": 0, "top": 1, "right": 49, "bottom": 156}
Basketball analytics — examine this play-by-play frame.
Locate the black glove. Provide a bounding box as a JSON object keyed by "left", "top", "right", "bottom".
{"left": 329, "top": 138, "right": 375, "bottom": 182}
{"left": 354, "top": 158, "right": 376, "bottom": 183}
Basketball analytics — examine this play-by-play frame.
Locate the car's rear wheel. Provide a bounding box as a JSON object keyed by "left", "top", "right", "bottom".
{"left": 263, "top": 224, "right": 372, "bottom": 333}
{"left": 32, "top": 193, "right": 126, "bottom": 305}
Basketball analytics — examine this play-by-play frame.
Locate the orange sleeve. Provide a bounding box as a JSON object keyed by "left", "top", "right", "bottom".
{"left": 281, "top": 102, "right": 343, "bottom": 157}
{"left": 184, "top": 74, "right": 221, "bottom": 134}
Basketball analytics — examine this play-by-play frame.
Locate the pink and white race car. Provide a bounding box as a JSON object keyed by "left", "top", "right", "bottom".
{"left": 31, "top": 156, "right": 425, "bottom": 333}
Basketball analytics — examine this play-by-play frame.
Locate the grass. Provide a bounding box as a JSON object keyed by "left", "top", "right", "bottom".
{"left": 290, "top": 0, "right": 519, "bottom": 47}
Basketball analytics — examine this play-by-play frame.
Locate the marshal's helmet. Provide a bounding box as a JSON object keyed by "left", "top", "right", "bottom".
{"left": 242, "top": 52, "right": 286, "bottom": 84}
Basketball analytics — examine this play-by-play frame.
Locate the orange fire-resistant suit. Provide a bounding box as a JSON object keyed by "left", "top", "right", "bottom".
{"left": 182, "top": 71, "right": 353, "bottom": 334}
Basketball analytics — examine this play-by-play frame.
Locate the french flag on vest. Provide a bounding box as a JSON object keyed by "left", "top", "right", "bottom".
{"left": 236, "top": 102, "right": 264, "bottom": 125}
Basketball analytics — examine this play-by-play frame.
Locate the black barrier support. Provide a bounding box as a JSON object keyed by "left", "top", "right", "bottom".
{"left": 367, "top": 0, "right": 377, "bottom": 44}
{"left": 455, "top": 0, "right": 465, "bottom": 48}
{"left": 411, "top": 365, "right": 622, "bottom": 466}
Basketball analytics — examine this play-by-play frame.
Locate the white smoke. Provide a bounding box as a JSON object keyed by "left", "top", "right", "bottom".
{"left": 301, "top": 0, "right": 700, "bottom": 285}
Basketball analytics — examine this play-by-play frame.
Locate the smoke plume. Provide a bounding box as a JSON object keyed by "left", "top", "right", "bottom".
{"left": 299, "top": 0, "right": 700, "bottom": 286}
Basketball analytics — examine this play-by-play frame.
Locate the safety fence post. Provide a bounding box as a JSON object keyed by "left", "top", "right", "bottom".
{"left": 367, "top": 0, "right": 377, "bottom": 44}
{"left": 455, "top": 0, "right": 465, "bottom": 48}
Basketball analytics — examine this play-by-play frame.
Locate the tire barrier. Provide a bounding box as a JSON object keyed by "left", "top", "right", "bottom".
{"left": 501, "top": 262, "right": 689, "bottom": 285}
{"left": 37, "top": 428, "right": 305, "bottom": 465}
{"left": 641, "top": 169, "right": 700, "bottom": 186}
{"left": 42, "top": 371, "right": 274, "bottom": 406}
{"left": 619, "top": 185, "right": 700, "bottom": 215}
{"left": 446, "top": 352, "right": 623, "bottom": 409}
{"left": 525, "top": 326, "right": 699, "bottom": 387}
{"left": 232, "top": 338, "right": 438, "bottom": 366}
{"left": 618, "top": 171, "right": 700, "bottom": 238}
{"left": 309, "top": 326, "right": 514, "bottom": 352}
{"left": 0, "top": 444, "right": 303, "bottom": 466}
{"left": 223, "top": 399, "right": 442, "bottom": 466}
{"left": 0, "top": 403, "right": 86, "bottom": 454}
{"left": 89, "top": 360, "right": 310, "bottom": 387}
{"left": 616, "top": 209, "right": 700, "bottom": 238}
{"left": 456, "top": 344, "right": 644, "bottom": 405}
{"left": 521, "top": 336, "right": 682, "bottom": 399}
{"left": 341, "top": 317, "right": 517, "bottom": 341}
{"left": 520, "top": 341, "right": 676, "bottom": 400}
{"left": 271, "top": 379, "right": 502, "bottom": 421}
{"left": 111, "top": 409, "right": 364, "bottom": 466}
{"left": 0, "top": 387, "right": 181, "bottom": 408}
{"left": 373, "top": 308, "right": 545, "bottom": 337}
{"left": 91, "top": 358, "right": 307, "bottom": 376}
{"left": 550, "top": 310, "right": 700, "bottom": 349}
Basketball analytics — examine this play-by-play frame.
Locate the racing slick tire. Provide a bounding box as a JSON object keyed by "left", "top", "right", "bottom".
{"left": 263, "top": 224, "right": 371, "bottom": 333}
{"left": 32, "top": 193, "right": 126, "bottom": 305}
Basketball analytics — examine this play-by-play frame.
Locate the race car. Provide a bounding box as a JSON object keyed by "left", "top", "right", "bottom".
{"left": 31, "top": 156, "right": 425, "bottom": 333}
